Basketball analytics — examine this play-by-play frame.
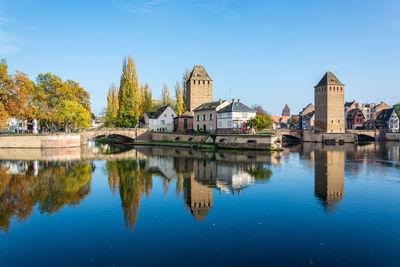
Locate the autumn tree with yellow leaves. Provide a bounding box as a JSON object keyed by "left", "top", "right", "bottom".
{"left": 175, "top": 82, "right": 184, "bottom": 115}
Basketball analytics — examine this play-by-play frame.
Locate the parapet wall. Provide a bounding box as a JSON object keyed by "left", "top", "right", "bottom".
{"left": 0, "top": 134, "right": 81, "bottom": 148}
{"left": 303, "top": 131, "right": 357, "bottom": 143}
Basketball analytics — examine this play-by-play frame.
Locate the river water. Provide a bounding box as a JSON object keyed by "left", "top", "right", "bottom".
{"left": 0, "top": 143, "right": 399, "bottom": 266}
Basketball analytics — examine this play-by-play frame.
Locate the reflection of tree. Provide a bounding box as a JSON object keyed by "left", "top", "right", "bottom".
{"left": 31, "top": 162, "right": 93, "bottom": 214}
{"left": 247, "top": 164, "right": 273, "bottom": 180}
{"left": 106, "top": 160, "right": 153, "bottom": 230}
{"left": 0, "top": 161, "right": 94, "bottom": 232}
{"left": 0, "top": 165, "right": 34, "bottom": 232}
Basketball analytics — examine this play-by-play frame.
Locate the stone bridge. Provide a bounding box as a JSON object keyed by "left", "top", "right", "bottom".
{"left": 80, "top": 128, "right": 152, "bottom": 145}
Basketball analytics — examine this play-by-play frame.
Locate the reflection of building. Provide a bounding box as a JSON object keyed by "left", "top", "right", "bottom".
{"left": 216, "top": 164, "right": 254, "bottom": 193}
{"left": 184, "top": 175, "right": 213, "bottom": 221}
{"left": 314, "top": 148, "right": 345, "bottom": 212}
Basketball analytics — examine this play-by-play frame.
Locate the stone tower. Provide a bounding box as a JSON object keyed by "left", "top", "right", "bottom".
{"left": 314, "top": 72, "right": 345, "bottom": 133}
{"left": 282, "top": 104, "right": 290, "bottom": 116}
{"left": 186, "top": 65, "right": 213, "bottom": 112}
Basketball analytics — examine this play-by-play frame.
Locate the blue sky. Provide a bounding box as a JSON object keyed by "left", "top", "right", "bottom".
{"left": 1, "top": 0, "right": 399, "bottom": 115}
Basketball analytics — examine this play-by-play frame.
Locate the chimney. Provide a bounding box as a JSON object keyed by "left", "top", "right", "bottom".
{"left": 238, "top": 99, "right": 241, "bottom": 103}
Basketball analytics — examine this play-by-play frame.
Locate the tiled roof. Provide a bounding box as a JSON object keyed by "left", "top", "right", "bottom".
{"left": 217, "top": 102, "right": 256, "bottom": 113}
{"left": 193, "top": 100, "right": 226, "bottom": 111}
{"left": 315, "top": 71, "right": 344, "bottom": 87}
{"left": 145, "top": 105, "right": 173, "bottom": 119}
{"left": 175, "top": 111, "right": 193, "bottom": 118}
{"left": 369, "top": 119, "right": 387, "bottom": 128}
{"left": 303, "top": 110, "right": 315, "bottom": 120}
{"left": 188, "top": 65, "right": 212, "bottom": 81}
{"left": 346, "top": 108, "right": 363, "bottom": 120}
{"left": 377, "top": 108, "right": 395, "bottom": 121}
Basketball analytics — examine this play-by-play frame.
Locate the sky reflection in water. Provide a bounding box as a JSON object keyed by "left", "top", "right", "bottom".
{"left": 0, "top": 143, "right": 399, "bottom": 266}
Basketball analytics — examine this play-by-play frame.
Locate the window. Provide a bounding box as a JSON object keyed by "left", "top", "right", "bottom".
{"left": 228, "top": 121, "right": 232, "bottom": 128}
{"left": 210, "top": 114, "right": 213, "bottom": 120}
{"left": 209, "top": 125, "right": 213, "bottom": 131}
{"left": 234, "top": 122, "right": 238, "bottom": 128}
{"left": 164, "top": 114, "right": 167, "bottom": 117}
{"left": 218, "top": 114, "right": 222, "bottom": 118}
{"left": 218, "top": 121, "right": 222, "bottom": 128}
{"left": 184, "top": 119, "right": 187, "bottom": 129}
{"left": 203, "top": 114, "right": 206, "bottom": 121}
{"left": 197, "top": 115, "right": 200, "bottom": 121}
{"left": 197, "top": 125, "right": 200, "bottom": 131}
{"left": 161, "top": 120, "right": 165, "bottom": 125}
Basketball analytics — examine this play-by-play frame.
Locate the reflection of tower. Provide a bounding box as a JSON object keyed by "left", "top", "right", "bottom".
{"left": 184, "top": 175, "right": 213, "bottom": 221}
{"left": 184, "top": 158, "right": 215, "bottom": 221}
{"left": 314, "top": 148, "right": 345, "bottom": 212}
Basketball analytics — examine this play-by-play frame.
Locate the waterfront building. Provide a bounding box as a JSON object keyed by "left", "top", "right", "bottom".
{"left": 297, "top": 103, "right": 314, "bottom": 130}
{"left": 143, "top": 105, "right": 177, "bottom": 132}
{"left": 271, "top": 116, "right": 290, "bottom": 129}
{"left": 371, "top": 101, "right": 391, "bottom": 120}
{"left": 302, "top": 111, "right": 315, "bottom": 130}
{"left": 90, "top": 117, "right": 105, "bottom": 128}
{"left": 173, "top": 111, "right": 194, "bottom": 133}
{"left": 193, "top": 99, "right": 230, "bottom": 132}
{"left": 185, "top": 65, "right": 213, "bottom": 112}
{"left": 314, "top": 72, "right": 345, "bottom": 133}
{"left": 377, "top": 108, "right": 400, "bottom": 132}
{"left": 282, "top": 104, "right": 290, "bottom": 116}
{"left": 346, "top": 108, "right": 365, "bottom": 130}
{"left": 362, "top": 120, "right": 388, "bottom": 131}
{"left": 216, "top": 99, "right": 256, "bottom": 133}
{"left": 360, "top": 103, "right": 377, "bottom": 121}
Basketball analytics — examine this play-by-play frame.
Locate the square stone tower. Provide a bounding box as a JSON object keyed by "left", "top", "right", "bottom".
{"left": 186, "top": 65, "right": 213, "bottom": 112}
{"left": 314, "top": 72, "right": 345, "bottom": 133}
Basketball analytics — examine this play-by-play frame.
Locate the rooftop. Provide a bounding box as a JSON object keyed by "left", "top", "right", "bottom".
{"left": 145, "top": 105, "right": 173, "bottom": 119}
{"left": 217, "top": 101, "right": 256, "bottom": 113}
{"left": 315, "top": 71, "right": 344, "bottom": 87}
{"left": 188, "top": 65, "right": 212, "bottom": 81}
{"left": 193, "top": 100, "right": 227, "bottom": 111}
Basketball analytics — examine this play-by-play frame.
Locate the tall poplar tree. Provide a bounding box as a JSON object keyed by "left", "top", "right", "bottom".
{"left": 161, "top": 83, "right": 172, "bottom": 106}
{"left": 117, "top": 56, "right": 140, "bottom": 128}
{"left": 175, "top": 82, "right": 183, "bottom": 115}
{"left": 105, "top": 83, "right": 119, "bottom": 126}
{"left": 142, "top": 83, "right": 152, "bottom": 113}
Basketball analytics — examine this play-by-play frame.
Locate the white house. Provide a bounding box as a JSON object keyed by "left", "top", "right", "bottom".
{"left": 377, "top": 108, "right": 399, "bottom": 133}
{"left": 216, "top": 99, "right": 256, "bottom": 133}
{"left": 143, "top": 105, "right": 177, "bottom": 132}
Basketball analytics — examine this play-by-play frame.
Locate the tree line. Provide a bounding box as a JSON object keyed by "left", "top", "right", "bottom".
{"left": 105, "top": 55, "right": 191, "bottom": 127}
{"left": 0, "top": 59, "right": 92, "bottom": 132}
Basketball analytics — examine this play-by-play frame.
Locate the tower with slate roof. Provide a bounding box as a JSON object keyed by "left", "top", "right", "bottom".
{"left": 186, "top": 65, "right": 213, "bottom": 112}
{"left": 314, "top": 72, "right": 345, "bottom": 133}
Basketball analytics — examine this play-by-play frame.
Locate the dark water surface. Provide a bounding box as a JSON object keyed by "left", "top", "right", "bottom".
{"left": 1, "top": 143, "right": 399, "bottom": 266}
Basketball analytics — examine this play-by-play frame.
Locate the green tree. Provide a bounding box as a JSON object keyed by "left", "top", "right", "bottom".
{"left": 247, "top": 114, "right": 273, "bottom": 131}
{"left": 117, "top": 56, "right": 140, "bottom": 128}
{"left": 30, "top": 73, "right": 91, "bottom": 131}
{"left": 393, "top": 103, "right": 400, "bottom": 113}
{"left": 57, "top": 100, "right": 91, "bottom": 131}
{"left": 161, "top": 83, "right": 173, "bottom": 106}
{"left": 290, "top": 116, "right": 299, "bottom": 130}
{"left": 142, "top": 83, "right": 152, "bottom": 113}
{"left": 175, "top": 82, "right": 184, "bottom": 115}
{"left": 105, "top": 83, "right": 119, "bottom": 127}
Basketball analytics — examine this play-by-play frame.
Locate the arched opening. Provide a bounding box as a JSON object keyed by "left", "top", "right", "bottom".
{"left": 247, "top": 140, "right": 257, "bottom": 144}
{"left": 188, "top": 137, "right": 194, "bottom": 142}
{"left": 175, "top": 137, "right": 181, "bottom": 141}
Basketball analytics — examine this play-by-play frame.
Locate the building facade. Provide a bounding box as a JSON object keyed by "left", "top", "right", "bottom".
{"left": 193, "top": 100, "right": 230, "bottom": 132}
{"left": 314, "top": 72, "right": 345, "bottom": 133}
{"left": 302, "top": 111, "right": 315, "bottom": 130}
{"left": 173, "top": 111, "right": 194, "bottom": 133}
{"left": 186, "top": 65, "right": 213, "bottom": 112}
{"left": 371, "top": 102, "right": 391, "bottom": 120}
{"left": 143, "top": 105, "right": 177, "bottom": 132}
{"left": 377, "top": 108, "right": 399, "bottom": 132}
{"left": 216, "top": 100, "right": 256, "bottom": 133}
{"left": 346, "top": 108, "right": 365, "bottom": 130}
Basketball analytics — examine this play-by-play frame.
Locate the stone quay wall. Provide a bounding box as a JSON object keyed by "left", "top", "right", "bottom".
{"left": 0, "top": 134, "right": 81, "bottom": 148}
{"left": 303, "top": 131, "right": 357, "bottom": 143}
{"left": 383, "top": 132, "right": 400, "bottom": 141}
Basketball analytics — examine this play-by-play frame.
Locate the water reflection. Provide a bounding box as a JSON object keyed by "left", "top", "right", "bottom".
{"left": 1, "top": 142, "right": 399, "bottom": 232}
{"left": 0, "top": 160, "right": 95, "bottom": 232}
